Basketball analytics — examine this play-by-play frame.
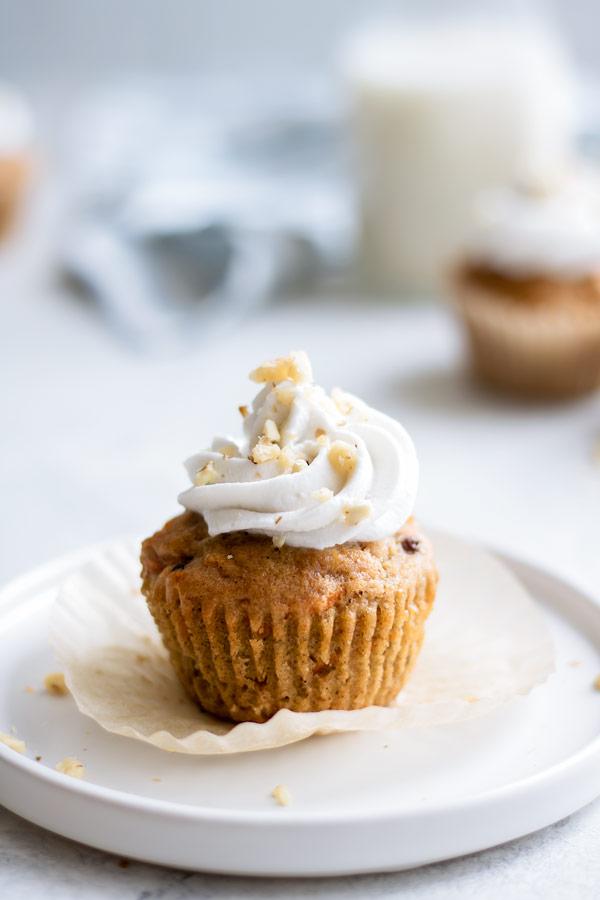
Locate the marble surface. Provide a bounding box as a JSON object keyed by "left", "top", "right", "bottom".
{"left": 2, "top": 207, "right": 600, "bottom": 896}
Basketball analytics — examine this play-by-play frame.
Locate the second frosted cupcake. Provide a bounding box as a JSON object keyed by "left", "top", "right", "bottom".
{"left": 452, "top": 171, "right": 600, "bottom": 399}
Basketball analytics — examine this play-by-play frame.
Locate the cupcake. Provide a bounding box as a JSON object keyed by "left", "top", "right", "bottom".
{"left": 141, "top": 352, "right": 437, "bottom": 723}
{"left": 0, "top": 84, "right": 33, "bottom": 239}
{"left": 451, "top": 171, "right": 600, "bottom": 399}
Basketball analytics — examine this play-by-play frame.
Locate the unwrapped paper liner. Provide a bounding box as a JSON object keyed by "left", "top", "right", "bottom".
{"left": 51, "top": 531, "right": 554, "bottom": 754}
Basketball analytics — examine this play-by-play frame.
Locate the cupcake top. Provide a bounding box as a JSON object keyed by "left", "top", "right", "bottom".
{"left": 178, "top": 352, "right": 418, "bottom": 549}
{"left": 464, "top": 170, "right": 600, "bottom": 280}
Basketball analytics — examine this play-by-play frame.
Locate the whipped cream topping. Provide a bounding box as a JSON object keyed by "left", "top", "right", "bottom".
{"left": 466, "top": 170, "right": 600, "bottom": 278}
{"left": 178, "top": 352, "right": 418, "bottom": 549}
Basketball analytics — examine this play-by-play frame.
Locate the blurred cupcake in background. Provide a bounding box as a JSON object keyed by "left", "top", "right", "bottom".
{"left": 0, "top": 83, "right": 34, "bottom": 240}
{"left": 451, "top": 168, "right": 600, "bottom": 399}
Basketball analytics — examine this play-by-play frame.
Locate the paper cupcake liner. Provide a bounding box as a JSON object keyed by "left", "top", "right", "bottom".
{"left": 453, "top": 280, "right": 600, "bottom": 399}
{"left": 50, "top": 532, "right": 555, "bottom": 755}
{"left": 144, "top": 562, "right": 437, "bottom": 723}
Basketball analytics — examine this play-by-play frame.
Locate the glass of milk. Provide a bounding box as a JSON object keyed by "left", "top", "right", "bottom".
{"left": 342, "top": 9, "right": 576, "bottom": 294}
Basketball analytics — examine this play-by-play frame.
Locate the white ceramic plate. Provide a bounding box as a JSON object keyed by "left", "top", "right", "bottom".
{"left": 1, "top": 537, "right": 600, "bottom": 876}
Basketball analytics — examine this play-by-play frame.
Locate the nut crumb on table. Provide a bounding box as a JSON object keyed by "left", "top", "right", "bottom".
{"left": 271, "top": 784, "right": 292, "bottom": 806}
{"left": 0, "top": 731, "right": 26, "bottom": 753}
{"left": 44, "top": 672, "right": 69, "bottom": 696}
{"left": 55, "top": 757, "right": 85, "bottom": 779}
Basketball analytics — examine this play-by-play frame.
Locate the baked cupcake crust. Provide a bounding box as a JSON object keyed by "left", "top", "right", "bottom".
{"left": 141, "top": 512, "right": 438, "bottom": 723}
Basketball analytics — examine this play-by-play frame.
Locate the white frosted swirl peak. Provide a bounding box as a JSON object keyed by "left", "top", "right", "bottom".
{"left": 467, "top": 170, "right": 600, "bottom": 279}
{"left": 178, "top": 352, "right": 418, "bottom": 549}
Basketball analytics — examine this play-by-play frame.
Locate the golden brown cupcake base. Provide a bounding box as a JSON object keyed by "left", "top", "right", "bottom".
{"left": 141, "top": 512, "right": 438, "bottom": 723}
{"left": 453, "top": 267, "right": 600, "bottom": 399}
{"left": 0, "top": 155, "right": 29, "bottom": 239}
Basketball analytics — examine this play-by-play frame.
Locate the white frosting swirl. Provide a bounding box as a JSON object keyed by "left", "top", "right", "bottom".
{"left": 467, "top": 170, "right": 600, "bottom": 278}
{"left": 178, "top": 352, "right": 418, "bottom": 549}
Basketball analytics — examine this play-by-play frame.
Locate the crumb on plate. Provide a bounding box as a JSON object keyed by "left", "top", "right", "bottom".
{"left": 55, "top": 757, "right": 85, "bottom": 779}
{"left": 44, "top": 672, "right": 69, "bottom": 696}
{"left": 271, "top": 784, "right": 292, "bottom": 806}
{"left": 0, "top": 732, "right": 26, "bottom": 754}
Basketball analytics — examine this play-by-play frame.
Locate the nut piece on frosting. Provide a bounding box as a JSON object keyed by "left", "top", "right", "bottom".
{"left": 342, "top": 502, "right": 372, "bottom": 525}
{"left": 250, "top": 351, "right": 312, "bottom": 385}
{"left": 55, "top": 757, "right": 85, "bottom": 779}
{"left": 194, "top": 461, "right": 219, "bottom": 486}
{"left": 263, "top": 418, "right": 280, "bottom": 443}
{"left": 328, "top": 441, "right": 357, "bottom": 478}
{"left": 250, "top": 438, "right": 282, "bottom": 464}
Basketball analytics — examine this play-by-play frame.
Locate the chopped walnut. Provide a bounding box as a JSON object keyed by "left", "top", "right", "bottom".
{"left": 271, "top": 783, "right": 292, "bottom": 806}
{"left": 312, "top": 488, "right": 334, "bottom": 503}
{"left": 44, "top": 672, "right": 69, "bottom": 696}
{"left": 194, "top": 461, "right": 219, "bottom": 486}
{"left": 0, "top": 732, "right": 26, "bottom": 754}
{"left": 56, "top": 757, "right": 85, "bottom": 779}
{"left": 263, "top": 418, "right": 281, "bottom": 443}
{"left": 250, "top": 351, "right": 312, "bottom": 385}
{"left": 250, "top": 440, "right": 281, "bottom": 464}
{"left": 342, "top": 502, "right": 372, "bottom": 525}
{"left": 328, "top": 441, "right": 357, "bottom": 478}
{"left": 272, "top": 535, "right": 286, "bottom": 549}
{"left": 238, "top": 404, "right": 249, "bottom": 418}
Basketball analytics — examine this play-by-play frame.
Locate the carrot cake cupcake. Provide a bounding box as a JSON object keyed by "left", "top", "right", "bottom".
{"left": 141, "top": 352, "right": 437, "bottom": 723}
{"left": 0, "top": 84, "right": 33, "bottom": 239}
{"left": 452, "top": 170, "right": 600, "bottom": 398}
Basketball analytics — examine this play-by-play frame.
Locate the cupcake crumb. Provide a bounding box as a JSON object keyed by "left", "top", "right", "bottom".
{"left": 117, "top": 858, "right": 130, "bottom": 869}
{"left": 56, "top": 757, "right": 85, "bottom": 779}
{"left": 593, "top": 675, "right": 600, "bottom": 691}
{"left": 44, "top": 672, "right": 69, "bottom": 696}
{"left": 271, "top": 784, "right": 292, "bottom": 806}
{"left": 238, "top": 404, "right": 249, "bottom": 418}
{"left": 24, "top": 685, "right": 36, "bottom": 694}
{"left": 0, "top": 732, "right": 26, "bottom": 754}
{"left": 35, "top": 755, "right": 42, "bottom": 762}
